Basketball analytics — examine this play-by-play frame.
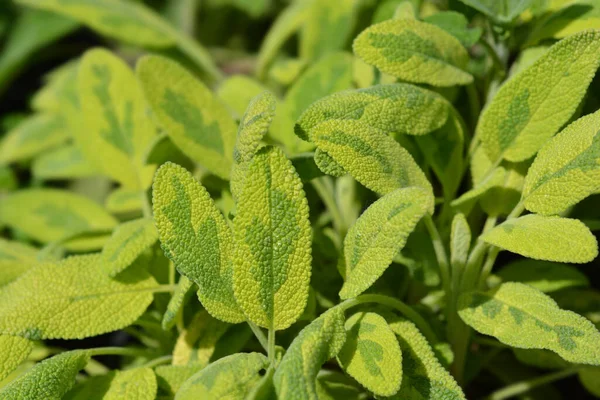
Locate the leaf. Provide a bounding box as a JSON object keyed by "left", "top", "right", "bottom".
{"left": 527, "top": 1, "right": 600, "bottom": 46}
{"left": 497, "top": 260, "right": 589, "bottom": 293}
{"left": 271, "top": 52, "right": 354, "bottom": 153}
{"left": 477, "top": 30, "right": 600, "bottom": 163}
{"left": 481, "top": 215, "right": 598, "bottom": 263}
{"left": 137, "top": 55, "right": 236, "bottom": 180}
{"left": 0, "top": 239, "right": 38, "bottom": 288}
{"left": 273, "top": 307, "right": 347, "bottom": 399}
{"left": 31, "top": 60, "right": 79, "bottom": 113}
{"left": 315, "top": 370, "right": 363, "bottom": 400}
{"left": 0, "top": 254, "right": 157, "bottom": 340}
{"left": 523, "top": 109, "right": 600, "bottom": 215}
{"left": 231, "top": 91, "right": 277, "bottom": 201}
{"left": 340, "top": 187, "right": 432, "bottom": 299}
{"left": 0, "top": 114, "right": 68, "bottom": 164}
{"left": 0, "top": 336, "right": 32, "bottom": 381}
{"left": 0, "top": 350, "right": 90, "bottom": 400}
{"left": 65, "top": 367, "right": 157, "bottom": 400}
{"left": 513, "top": 348, "right": 570, "bottom": 370}
{"left": 176, "top": 352, "right": 269, "bottom": 400}
{"left": 579, "top": 367, "right": 600, "bottom": 397}
{"left": 314, "top": 149, "right": 346, "bottom": 177}
{"left": 32, "top": 144, "right": 100, "bottom": 180}
{"left": 155, "top": 365, "right": 202, "bottom": 398}
{"left": 353, "top": 19, "right": 473, "bottom": 87}
{"left": 101, "top": 218, "right": 158, "bottom": 277}
{"left": 0, "top": 189, "right": 117, "bottom": 250}
{"left": 153, "top": 162, "right": 244, "bottom": 323}
{"left": 308, "top": 119, "right": 432, "bottom": 200}
{"left": 552, "top": 288, "right": 600, "bottom": 329}
{"left": 105, "top": 187, "right": 143, "bottom": 214}
{"left": 162, "top": 276, "right": 193, "bottom": 330}
{"left": 451, "top": 213, "right": 471, "bottom": 272}
{"left": 78, "top": 48, "right": 156, "bottom": 189}
{"left": 233, "top": 146, "right": 311, "bottom": 330}
{"left": 173, "top": 311, "right": 230, "bottom": 367}
{"left": 386, "top": 315, "right": 466, "bottom": 400}
{"left": 217, "top": 75, "right": 269, "bottom": 119}
{"left": 423, "top": 11, "right": 482, "bottom": 47}
{"left": 459, "top": 282, "right": 600, "bottom": 365}
{"left": 458, "top": 0, "right": 533, "bottom": 24}
{"left": 337, "top": 312, "right": 402, "bottom": 396}
{"left": 268, "top": 58, "right": 307, "bottom": 86}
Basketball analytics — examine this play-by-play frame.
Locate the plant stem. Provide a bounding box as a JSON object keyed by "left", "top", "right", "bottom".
{"left": 139, "top": 355, "right": 173, "bottom": 369}
{"left": 312, "top": 177, "right": 345, "bottom": 237}
{"left": 88, "top": 347, "right": 149, "bottom": 358}
{"left": 248, "top": 322, "right": 269, "bottom": 352}
{"left": 466, "top": 82, "right": 480, "bottom": 131}
{"left": 141, "top": 190, "right": 152, "bottom": 219}
{"left": 268, "top": 328, "right": 276, "bottom": 364}
{"left": 485, "top": 367, "right": 580, "bottom": 400}
{"left": 423, "top": 214, "right": 452, "bottom": 299}
{"left": 479, "top": 37, "right": 507, "bottom": 78}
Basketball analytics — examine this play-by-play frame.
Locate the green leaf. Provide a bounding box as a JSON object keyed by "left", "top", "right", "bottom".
{"left": 231, "top": 91, "right": 277, "bottom": 201}
{"left": 387, "top": 315, "right": 466, "bottom": 400}
{"left": 337, "top": 312, "right": 402, "bottom": 396}
{"left": 153, "top": 162, "right": 244, "bottom": 323}
{"left": 0, "top": 239, "right": 38, "bottom": 288}
{"left": 314, "top": 149, "right": 346, "bottom": 177}
{"left": 65, "top": 367, "right": 157, "bottom": 400}
{"left": 315, "top": 370, "right": 363, "bottom": 400}
{"left": 101, "top": 218, "right": 158, "bottom": 277}
{"left": 105, "top": 187, "right": 143, "bottom": 214}
{"left": 162, "top": 276, "right": 193, "bottom": 330}
{"left": 0, "top": 189, "right": 117, "bottom": 250}
{"left": 579, "top": 367, "right": 600, "bottom": 397}
{"left": 0, "top": 336, "right": 32, "bottom": 382}
{"left": 353, "top": 19, "right": 473, "bottom": 87}
{"left": 233, "top": 146, "right": 311, "bottom": 330}
{"left": 137, "top": 55, "right": 236, "bottom": 180}
{"left": 527, "top": 1, "right": 600, "bottom": 46}
{"left": 78, "top": 48, "right": 156, "bottom": 189}
{"left": 0, "top": 254, "right": 157, "bottom": 340}
{"left": 0, "top": 114, "right": 68, "bottom": 164}
{"left": 32, "top": 144, "right": 100, "bottom": 180}
{"left": 271, "top": 52, "right": 354, "bottom": 153}
{"left": 176, "top": 352, "right": 269, "bottom": 400}
{"left": 268, "top": 58, "right": 307, "bottom": 87}
{"left": 0, "top": 350, "right": 90, "bottom": 400}
{"left": 31, "top": 60, "right": 79, "bottom": 113}
{"left": 308, "top": 119, "right": 432, "bottom": 200}
{"left": 450, "top": 213, "right": 471, "bottom": 272}
{"left": 340, "top": 187, "right": 432, "bottom": 299}
{"left": 478, "top": 30, "right": 600, "bottom": 163}
{"left": 481, "top": 215, "right": 598, "bottom": 263}
{"left": 173, "top": 311, "right": 230, "bottom": 367}
{"left": 273, "top": 307, "right": 347, "bottom": 399}
{"left": 460, "top": 283, "right": 600, "bottom": 365}
{"left": 423, "top": 11, "right": 482, "bottom": 47}
{"left": 497, "top": 260, "right": 589, "bottom": 293}
{"left": 217, "top": 75, "right": 269, "bottom": 119}
{"left": 458, "top": 0, "right": 533, "bottom": 24}
{"left": 552, "top": 288, "right": 600, "bottom": 329}
{"left": 523, "top": 109, "right": 600, "bottom": 215}
{"left": 155, "top": 365, "right": 202, "bottom": 398}
{"left": 512, "top": 348, "right": 570, "bottom": 370}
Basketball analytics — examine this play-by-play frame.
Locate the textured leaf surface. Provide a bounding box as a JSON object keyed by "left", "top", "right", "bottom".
{"left": 176, "top": 352, "right": 269, "bottom": 400}
{"left": 101, "top": 218, "right": 158, "bottom": 277}
{"left": 478, "top": 30, "right": 600, "bottom": 163}
{"left": 32, "top": 144, "right": 100, "bottom": 180}
{"left": 153, "top": 162, "right": 244, "bottom": 323}
{"left": 173, "top": 311, "right": 230, "bottom": 367}
{"left": 387, "top": 315, "right": 465, "bottom": 400}
{"left": 138, "top": 56, "right": 236, "bottom": 180}
{"left": 0, "top": 336, "right": 32, "bottom": 381}
{"left": 523, "top": 109, "right": 600, "bottom": 215}
{"left": 459, "top": 282, "right": 600, "bottom": 365}
{"left": 217, "top": 75, "right": 268, "bottom": 119}
{"left": 0, "top": 239, "right": 38, "bottom": 288}
{"left": 231, "top": 91, "right": 276, "bottom": 201}
{"left": 0, "top": 350, "right": 90, "bottom": 400}
{"left": 310, "top": 119, "right": 432, "bottom": 199}
{"left": 155, "top": 365, "right": 201, "bottom": 398}
{"left": 458, "top": 0, "right": 533, "bottom": 24}
{"left": 337, "top": 312, "right": 402, "bottom": 396}
{"left": 233, "top": 147, "right": 311, "bottom": 330}
{"left": 353, "top": 19, "right": 473, "bottom": 86}
{"left": 527, "top": 1, "right": 600, "bottom": 45}
{"left": 497, "top": 260, "right": 589, "bottom": 293}
{"left": 423, "top": 11, "right": 482, "bottom": 47}
{"left": 78, "top": 48, "right": 156, "bottom": 189}
{"left": 340, "top": 187, "right": 432, "bottom": 299}
{"left": 481, "top": 215, "right": 598, "bottom": 263}
{"left": 0, "top": 189, "right": 117, "bottom": 248}
{"left": 162, "top": 276, "right": 193, "bottom": 330}
{"left": 273, "top": 307, "right": 347, "bottom": 400}
{"left": 0, "top": 254, "right": 157, "bottom": 339}
{"left": 451, "top": 213, "right": 471, "bottom": 272}
{"left": 105, "top": 187, "right": 143, "bottom": 214}
{"left": 66, "top": 367, "right": 157, "bottom": 400}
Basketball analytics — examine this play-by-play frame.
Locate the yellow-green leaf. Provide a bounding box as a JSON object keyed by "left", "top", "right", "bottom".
{"left": 0, "top": 336, "right": 32, "bottom": 382}
{"left": 458, "top": 0, "right": 533, "bottom": 24}
{"left": 481, "top": 215, "right": 598, "bottom": 263}
{"left": 31, "top": 60, "right": 79, "bottom": 113}
{"left": 65, "top": 367, "right": 157, "bottom": 400}
{"left": 353, "top": 19, "right": 473, "bottom": 87}
{"left": 105, "top": 187, "right": 143, "bottom": 214}
{"left": 32, "top": 144, "right": 100, "bottom": 180}
{"left": 527, "top": 1, "right": 600, "bottom": 46}
{"left": 0, "top": 350, "right": 90, "bottom": 400}
{"left": 523, "top": 109, "right": 600, "bottom": 216}
{"left": 233, "top": 147, "right": 311, "bottom": 330}
{"left": 217, "top": 75, "right": 268, "bottom": 119}
{"left": 309, "top": 119, "right": 432, "bottom": 199}
{"left": 340, "top": 187, "right": 432, "bottom": 299}
{"left": 173, "top": 311, "right": 230, "bottom": 367}
{"left": 153, "top": 162, "right": 244, "bottom": 323}
{"left": 162, "top": 276, "right": 193, "bottom": 330}
{"left": 137, "top": 56, "right": 236, "bottom": 180}
{"left": 78, "top": 48, "right": 156, "bottom": 189}
{"left": 0, "top": 254, "right": 157, "bottom": 340}
{"left": 154, "top": 365, "right": 202, "bottom": 398}
{"left": 101, "top": 218, "right": 158, "bottom": 277}
{"left": 176, "top": 352, "right": 269, "bottom": 400}
{"left": 0, "top": 189, "right": 117, "bottom": 250}
{"left": 273, "top": 307, "right": 347, "bottom": 399}
{"left": 423, "top": 11, "right": 482, "bottom": 47}
{"left": 478, "top": 30, "right": 600, "bottom": 163}
{"left": 497, "top": 260, "right": 589, "bottom": 293}
{"left": 451, "top": 213, "right": 471, "bottom": 274}
{"left": 337, "top": 312, "right": 402, "bottom": 396}
{"left": 0, "top": 239, "right": 38, "bottom": 288}
{"left": 458, "top": 282, "right": 600, "bottom": 365}
{"left": 231, "top": 91, "right": 277, "bottom": 201}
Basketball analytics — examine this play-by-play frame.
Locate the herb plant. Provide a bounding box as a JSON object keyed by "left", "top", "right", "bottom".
{"left": 1, "top": 0, "right": 600, "bottom": 399}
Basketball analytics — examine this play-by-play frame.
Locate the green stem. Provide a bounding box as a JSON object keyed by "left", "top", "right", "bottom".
{"left": 312, "top": 177, "right": 345, "bottom": 238}
{"left": 248, "top": 322, "right": 269, "bottom": 352}
{"left": 139, "top": 355, "right": 173, "bottom": 369}
{"left": 479, "top": 37, "right": 506, "bottom": 78}
{"left": 268, "top": 328, "right": 276, "bottom": 365}
{"left": 466, "top": 82, "right": 480, "bottom": 131}
{"left": 88, "top": 347, "right": 149, "bottom": 358}
{"left": 486, "top": 367, "right": 580, "bottom": 400}
{"left": 423, "top": 214, "right": 452, "bottom": 300}
{"left": 141, "top": 190, "right": 152, "bottom": 219}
